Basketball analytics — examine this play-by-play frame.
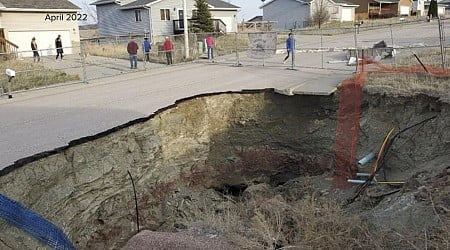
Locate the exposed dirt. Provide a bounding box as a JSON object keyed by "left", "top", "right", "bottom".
{"left": 0, "top": 89, "right": 448, "bottom": 249}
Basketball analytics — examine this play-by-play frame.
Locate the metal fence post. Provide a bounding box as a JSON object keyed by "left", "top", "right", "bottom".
{"left": 438, "top": 17, "right": 446, "bottom": 69}
{"left": 354, "top": 24, "right": 359, "bottom": 72}
{"left": 234, "top": 32, "right": 242, "bottom": 67}
{"left": 321, "top": 28, "right": 324, "bottom": 69}
{"left": 80, "top": 43, "right": 88, "bottom": 84}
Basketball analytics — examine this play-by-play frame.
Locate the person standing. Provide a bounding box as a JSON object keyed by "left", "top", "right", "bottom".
{"left": 163, "top": 36, "right": 174, "bottom": 65}
{"left": 205, "top": 34, "right": 215, "bottom": 61}
{"left": 31, "top": 37, "right": 40, "bottom": 62}
{"left": 143, "top": 37, "right": 152, "bottom": 62}
{"left": 283, "top": 33, "right": 294, "bottom": 64}
{"left": 127, "top": 38, "right": 139, "bottom": 69}
{"left": 55, "top": 35, "right": 64, "bottom": 60}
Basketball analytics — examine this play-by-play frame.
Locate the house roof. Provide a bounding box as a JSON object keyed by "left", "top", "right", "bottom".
{"left": 0, "top": 0, "right": 79, "bottom": 9}
{"left": 91, "top": 0, "right": 117, "bottom": 5}
{"left": 247, "top": 15, "right": 263, "bottom": 22}
{"left": 373, "top": 0, "right": 400, "bottom": 3}
{"left": 208, "top": 0, "right": 240, "bottom": 9}
{"left": 332, "top": 0, "right": 359, "bottom": 5}
{"left": 261, "top": 0, "right": 357, "bottom": 8}
{"left": 97, "top": 0, "right": 239, "bottom": 9}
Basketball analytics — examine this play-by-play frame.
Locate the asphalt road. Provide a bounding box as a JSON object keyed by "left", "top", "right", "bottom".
{"left": 0, "top": 20, "right": 447, "bottom": 169}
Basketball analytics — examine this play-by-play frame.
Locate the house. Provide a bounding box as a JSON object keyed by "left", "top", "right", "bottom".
{"left": 91, "top": 0, "right": 239, "bottom": 39}
{"left": 440, "top": 0, "right": 450, "bottom": 15}
{"left": 345, "top": 0, "right": 412, "bottom": 20}
{"left": 0, "top": 0, "right": 81, "bottom": 58}
{"left": 412, "top": 0, "right": 425, "bottom": 16}
{"left": 260, "top": 0, "right": 359, "bottom": 30}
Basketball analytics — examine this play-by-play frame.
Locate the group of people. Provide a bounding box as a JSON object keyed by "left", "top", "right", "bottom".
{"left": 30, "top": 35, "right": 64, "bottom": 62}
{"left": 127, "top": 36, "right": 175, "bottom": 69}
{"left": 126, "top": 34, "right": 216, "bottom": 69}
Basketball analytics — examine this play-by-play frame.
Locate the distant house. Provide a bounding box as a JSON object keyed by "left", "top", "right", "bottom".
{"left": 0, "top": 0, "right": 81, "bottom": 58}
{"left": 440, "top": 0, "right": 450, "bottom": 15}
{"left": 91, "top": 0, "right": 239, "bottom": 38}
{"left": 261, "top": 0, "right": 359, "bottom": 30}
{"left": 345, "top": 0, "right": 413, "bottom": 20}
{"left": 412, "top": 0, "right": 425, "bottom": 16}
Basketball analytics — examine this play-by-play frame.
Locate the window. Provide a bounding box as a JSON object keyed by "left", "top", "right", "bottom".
{"left": 160, "top": 9, "right": 170, "bottom": 20}
{"left": 135, "top": 9, "right": 142, "bottom": 22}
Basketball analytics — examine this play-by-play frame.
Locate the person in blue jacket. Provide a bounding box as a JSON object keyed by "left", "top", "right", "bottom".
{"left": 283, "top": 33, "right": 294, "bottom": 64}
{"left": 143, "top": 37, "right": 152, "bottom": 62}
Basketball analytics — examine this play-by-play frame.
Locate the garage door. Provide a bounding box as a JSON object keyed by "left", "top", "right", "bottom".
{"left": 400, "top": 6, "right": 410, "bottom": 16}
{"left": 8, "top": 30, "right": 72, "bottom": 58}
{"left": 341, "top": 8, "right": 353, "bottom": 22}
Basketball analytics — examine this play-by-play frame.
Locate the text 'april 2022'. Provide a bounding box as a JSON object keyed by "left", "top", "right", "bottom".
{"left": 44, "top": 13, "right": 87, "bottom": 22}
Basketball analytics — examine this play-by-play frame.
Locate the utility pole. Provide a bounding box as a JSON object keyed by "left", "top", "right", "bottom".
{"left": 183, "top": 0, "right": 189, "bottom": 59}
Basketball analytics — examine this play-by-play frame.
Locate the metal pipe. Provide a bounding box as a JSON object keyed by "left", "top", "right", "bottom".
{"left": 356, "top": 173, "right": 371, "bottom": 177}
{"left": 183, "top": 0, "right": 189, "bottom": 59}
{"left": 357, "top": 152, "right": 376, "bottom": 166}
{"left": 347, "top": 179, "right": 368, "bottom": 184}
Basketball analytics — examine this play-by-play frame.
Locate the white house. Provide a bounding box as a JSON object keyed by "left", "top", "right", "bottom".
{"left": 92, "top": 0, "right": 239, "bottom": 39}
{"left": 0, "top": 0, "right": 81, "bottom": 57}
{"left": 261, "top": 0, "right": 358, "bottom": 30}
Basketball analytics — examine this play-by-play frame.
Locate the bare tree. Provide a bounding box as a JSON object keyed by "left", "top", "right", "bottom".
{"left": 311, "top": 0, "right": 330, "bottom": 29}
{"left": 80, "top": 0, "right": 98, "bottom": 24}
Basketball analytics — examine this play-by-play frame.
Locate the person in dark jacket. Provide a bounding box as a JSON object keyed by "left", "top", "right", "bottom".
{"left": 55, "top": 35, "right": 64, "bottom": 60}
{"left": 31, "top": 37, "right": 40, "bottom": 62}
{"left": 283, "top": 33, "right": 294, "bottom": 64}
{"left": 127, "top": 38, "right": 139, "bottom": 69}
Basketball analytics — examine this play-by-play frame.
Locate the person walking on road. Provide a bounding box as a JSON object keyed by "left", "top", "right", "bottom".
{"left": 143, "top": 37, "right": 151, "bottom": 62}
{"left": 283, "top": 33, "right": 294, "bottom": 64}
{"left": 205, "top": 34, "right": 215, "bottom": 61}
{"left": 55, "top": 35, "right": 64, "bottom": 60}
{"left": 31, "top": 37, "right": 40, "bottom": 62}
{"left": 127, "top": 38, "right": 139, "bottom": 69}
{"left": 163, "top": 36, "right": 174, "bottom": 65}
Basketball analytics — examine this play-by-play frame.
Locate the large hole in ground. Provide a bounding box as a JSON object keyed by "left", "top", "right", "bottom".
{"left": 0, "top": 90, "right": 448, "bottom": 249}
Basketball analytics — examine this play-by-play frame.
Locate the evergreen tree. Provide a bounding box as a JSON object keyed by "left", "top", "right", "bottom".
{"left": 192, "top": 0, "right": 214, "bottom": 33}
{"left": 428, "top": 0, "right": 438, "bottom": 18}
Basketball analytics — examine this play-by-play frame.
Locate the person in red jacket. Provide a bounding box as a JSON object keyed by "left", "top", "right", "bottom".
{"left": 163, "top": 36, "right": 174, "bottom": 65}
{"left": 127, "top": 38, "right": 139, "bottom": 69}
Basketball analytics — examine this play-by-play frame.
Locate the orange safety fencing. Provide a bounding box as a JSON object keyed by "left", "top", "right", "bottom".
{"left": 333, "top": 56, "right": 450, "bottom": 189}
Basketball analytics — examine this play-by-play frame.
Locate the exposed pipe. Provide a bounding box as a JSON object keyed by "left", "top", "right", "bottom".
{"left": 357, "top": 152, "right": 376, "bottom": 166}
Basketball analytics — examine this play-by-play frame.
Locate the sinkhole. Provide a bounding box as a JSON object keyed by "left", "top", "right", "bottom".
{"left": 0, "top": 89, "right": 447, "bottom": 249}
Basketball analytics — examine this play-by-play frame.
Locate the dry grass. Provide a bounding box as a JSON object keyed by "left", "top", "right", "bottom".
{"left": 365, "top": 48, "right": 450, "bottom": 102}
{"left": 180, "top": 186, "right": 449, "bottom": 249}
{"left": 0, "top": 60, "right": 79, "bottom": 91}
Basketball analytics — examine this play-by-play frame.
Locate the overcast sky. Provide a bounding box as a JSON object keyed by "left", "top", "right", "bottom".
{"left": 228, "top": 0, "right": 263, "bottom": 21}
{"left": 69, "top": 0, "right": 263, "bottom": 23}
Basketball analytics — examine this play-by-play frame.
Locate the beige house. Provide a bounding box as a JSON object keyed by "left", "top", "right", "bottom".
{"left": 0, "top": 0, "right": 81, "bottom": 58}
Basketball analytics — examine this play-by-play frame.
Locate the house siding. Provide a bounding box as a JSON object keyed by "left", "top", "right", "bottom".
{"left": 97, "top": 4, "right": 151, "bottom": 37}
{"left": 210, "top": 10, "right": 237, "bottom": 32}
{"left": 263, "top": 0, "right": 310, "bottom": 30}
{"left": 346, "top": 0, "right": 369, "bottom": 19}
{"left": 150, "top": 0, "right": 196, "bottom": 38}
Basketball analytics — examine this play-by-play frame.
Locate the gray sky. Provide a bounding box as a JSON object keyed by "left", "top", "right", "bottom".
{"left": 69, "top": 0, "right": 263, "bottom": 23}
{"left": 228, "top": 0, "right": 263, "bottom": 21}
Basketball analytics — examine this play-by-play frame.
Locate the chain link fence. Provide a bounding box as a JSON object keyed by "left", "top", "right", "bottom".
{"left": 1, "top": 18, "right": 449, "bottom": 98}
